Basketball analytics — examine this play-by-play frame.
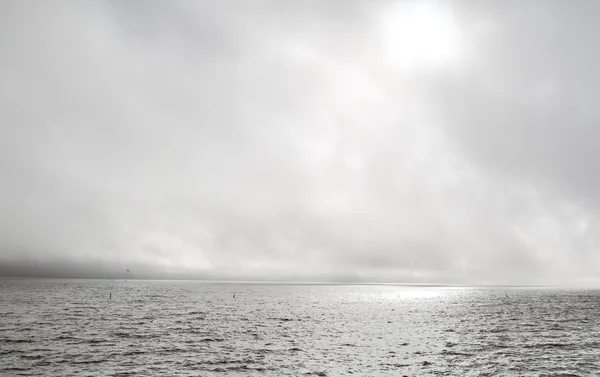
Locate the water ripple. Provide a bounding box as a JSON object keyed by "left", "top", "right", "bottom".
{"left": 2, "top": 280, "right": 600, "bottom": 376}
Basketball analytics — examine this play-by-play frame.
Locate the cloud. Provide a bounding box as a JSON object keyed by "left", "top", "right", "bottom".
{"left": 1, "top": 0, "right": 600, "bottom": 286}
{"left": 431, "top": 1, "right": 600, "bottom": 202}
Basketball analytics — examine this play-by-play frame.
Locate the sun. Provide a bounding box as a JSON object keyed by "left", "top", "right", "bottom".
{"left": 377, "top": 1, "right": 461, "bottom": 72}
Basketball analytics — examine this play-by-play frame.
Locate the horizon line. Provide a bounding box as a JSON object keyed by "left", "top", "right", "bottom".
{"left": 0, "top": 276, "right": 579, "bottom": 288}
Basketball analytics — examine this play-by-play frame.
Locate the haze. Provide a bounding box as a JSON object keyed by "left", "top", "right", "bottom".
{"left": 2, "top": 1, "right": 600, "bottom": 286}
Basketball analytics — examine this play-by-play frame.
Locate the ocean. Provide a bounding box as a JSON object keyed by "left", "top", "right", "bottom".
{"left": 1, "top": 279, "right": 598, "bottom": 376}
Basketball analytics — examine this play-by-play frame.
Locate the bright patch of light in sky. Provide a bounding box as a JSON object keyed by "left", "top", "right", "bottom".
{"left": 378, "top": 2, "right": 462, "bottom": 72}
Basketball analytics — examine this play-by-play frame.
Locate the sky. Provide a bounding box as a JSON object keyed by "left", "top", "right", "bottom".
{"left": 2, "top": 0, "right": 600, "bottom": 286}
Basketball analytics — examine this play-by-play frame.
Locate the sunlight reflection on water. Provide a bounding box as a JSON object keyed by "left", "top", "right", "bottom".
{"left": 350, "top": 285, "right": 458, "bottom": 302}
{"left": 384, "top": 287, "right": 456, "bottom": 301}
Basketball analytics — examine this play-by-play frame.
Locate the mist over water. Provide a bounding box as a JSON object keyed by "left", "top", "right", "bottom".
{"left": 2, "top": 280, "right": 599, "bottom": 376}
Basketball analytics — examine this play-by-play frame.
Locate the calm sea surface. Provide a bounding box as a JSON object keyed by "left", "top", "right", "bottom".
{"left": 1, "top": 279, "right": 599, "bottom": 376}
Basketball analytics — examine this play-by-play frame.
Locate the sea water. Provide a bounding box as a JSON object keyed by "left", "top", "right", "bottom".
{"left": 1, "top": 279, "right": 598, "bottom": 376}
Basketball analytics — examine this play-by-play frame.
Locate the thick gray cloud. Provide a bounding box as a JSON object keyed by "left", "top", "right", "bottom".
{"left": 1, "top": 0, "right": 600, "bottom": 286}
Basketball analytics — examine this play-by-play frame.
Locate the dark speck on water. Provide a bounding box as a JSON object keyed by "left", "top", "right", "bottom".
{"left": 1, "top": 280, "right": 600, "bottom": 376}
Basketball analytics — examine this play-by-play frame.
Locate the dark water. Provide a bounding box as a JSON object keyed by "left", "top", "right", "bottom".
{"left": 1, "top": 280, "right": 599, "bottom": 376}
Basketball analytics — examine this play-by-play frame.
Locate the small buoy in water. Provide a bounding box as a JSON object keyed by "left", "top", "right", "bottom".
{"left": 233, "top": 293, "right": 236, "bottom": 299}
{"left": 109, "top": 293, "right": 112, "bottom": 299}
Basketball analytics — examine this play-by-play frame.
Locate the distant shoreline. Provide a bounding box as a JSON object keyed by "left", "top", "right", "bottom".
{"left": 0, "top": 276, "right": 575, "bottom": 288}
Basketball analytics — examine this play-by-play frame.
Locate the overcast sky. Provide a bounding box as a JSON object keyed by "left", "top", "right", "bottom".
{"left": 2, "top": 0, "right": 600, "bottom": 285}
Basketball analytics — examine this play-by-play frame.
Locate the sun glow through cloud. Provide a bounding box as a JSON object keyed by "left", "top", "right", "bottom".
{"left": 378, "top": 1, "right": 462, "bottom": 72}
